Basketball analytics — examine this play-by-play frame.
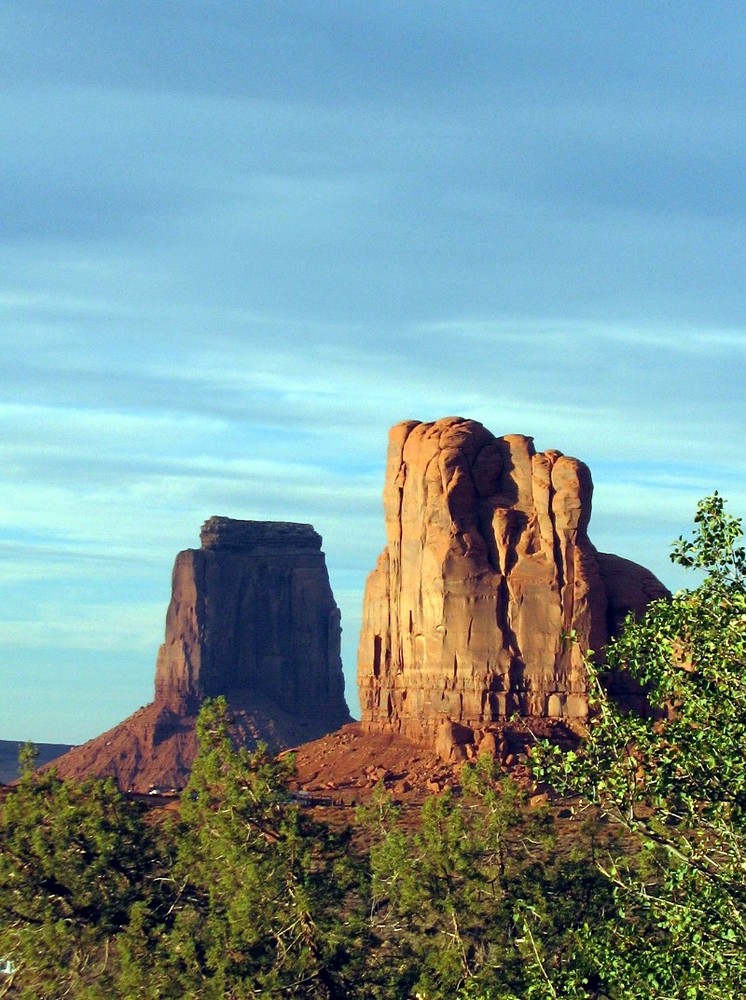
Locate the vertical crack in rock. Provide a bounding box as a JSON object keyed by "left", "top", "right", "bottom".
{"left": 358, "top": 416, "right": 670, "bottom": 748}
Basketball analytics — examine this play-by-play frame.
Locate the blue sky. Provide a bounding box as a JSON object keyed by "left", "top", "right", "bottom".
{"left": 2, "top": 1, "right": 745, "bottom": 744}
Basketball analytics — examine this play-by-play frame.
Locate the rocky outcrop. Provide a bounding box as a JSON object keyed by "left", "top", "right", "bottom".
{"left": 358, "top": 417, "right": 669, "bottom": 747}
{"left": 155, "top": 517, "right": 348, "bottom": 723}
{"left": 51, "top": 517, "right": 351, "bottom": 791}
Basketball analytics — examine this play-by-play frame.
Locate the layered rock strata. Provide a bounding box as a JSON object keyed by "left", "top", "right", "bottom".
{"left": 358, "top": 417, "right": 668, "bottom": 747}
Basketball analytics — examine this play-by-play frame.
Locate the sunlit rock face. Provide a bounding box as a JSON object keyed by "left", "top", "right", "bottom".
{"left": 358, "top": 417, "right": 668, "bottom": 744}
{"left": 155, "top": 517, "right": 350, "bottom": 728}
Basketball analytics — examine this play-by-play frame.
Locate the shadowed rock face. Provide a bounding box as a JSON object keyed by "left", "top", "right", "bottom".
{"left": 358, "top": 417, "right": 669, "bottom": 745}
{"left": 51, "top": 517, "right": 351, "bottom": 791}
{"left": 155, "top": 517, "right": 348, "bottom": 722}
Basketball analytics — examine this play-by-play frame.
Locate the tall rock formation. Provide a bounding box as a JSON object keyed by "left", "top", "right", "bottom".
{"left": 155, "top": 517, "right": 348, "bottom": 723}
{"left": 51, "top": 517, "right": 351, "bottom": 791}
{"left": 358, "top": 417, "right": 668, "bottom": 746}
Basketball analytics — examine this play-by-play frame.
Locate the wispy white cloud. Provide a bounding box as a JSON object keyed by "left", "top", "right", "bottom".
{"left": 418, "top": 317, "right": 746, "bottom": 355}
{"left": 3, "top": 604, "right": 162, "bottom": 653}
{"left": 2, "top": 2, "right": 745, "bottom": 741}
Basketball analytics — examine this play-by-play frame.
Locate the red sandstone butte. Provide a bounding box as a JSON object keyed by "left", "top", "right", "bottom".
{"left": 51, "top": 517, "right": 351, "bottom": 791}
{"left": 357, "top": 417, "right": 669, "bottom": 751}
{"left": 155, "top": 517, "right": 348, "bottom": 722}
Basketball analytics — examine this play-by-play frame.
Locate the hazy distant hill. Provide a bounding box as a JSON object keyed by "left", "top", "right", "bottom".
{"left": 0, "top": 740, "right": 75, "bottom": 784}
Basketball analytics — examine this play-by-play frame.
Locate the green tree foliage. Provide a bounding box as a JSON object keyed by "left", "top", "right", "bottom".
{"left": 0, "top": 759, "right": 163, "bottom": 999}
{"left": 532, "top": 494, "right": 746, "bottom": 998}
{"left": 359, "top": 757, "right": 614, "bottom": 1000}
{"left": 143, "top": 696, "right": 367, "bottom": 999}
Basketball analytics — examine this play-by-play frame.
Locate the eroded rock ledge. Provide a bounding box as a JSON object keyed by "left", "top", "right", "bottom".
{"left": 200, "top": 517, "right": 322, "bottom": 551}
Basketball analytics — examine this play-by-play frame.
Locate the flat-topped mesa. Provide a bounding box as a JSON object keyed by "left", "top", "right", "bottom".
{"left": 155, "top": 517, "right": 349, "bottom": 727}
{"left": 51, "top": 516, "right": 351, "bottom": 792}
{"left": 357, "top": 417, "right": 669, "bottom": 750}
